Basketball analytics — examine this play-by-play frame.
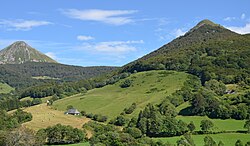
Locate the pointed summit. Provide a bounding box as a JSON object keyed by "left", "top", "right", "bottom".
{"left": 196, "top": 19, "right": 219, "bottom": 27}
{"left": 0, "top": 41, "right": 57, "bottom": 64}
{"left": 189, "top": 19, "right": 222, "bottom": 33}
{"left": 10, "top": 41, "right": 31, "bottom": 49}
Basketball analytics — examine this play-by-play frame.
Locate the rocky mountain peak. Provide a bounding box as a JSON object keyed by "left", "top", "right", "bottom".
{"left": 0, "top": 41, "right": 57, "bottom": 64}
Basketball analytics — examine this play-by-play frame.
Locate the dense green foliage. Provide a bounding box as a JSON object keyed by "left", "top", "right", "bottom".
{"left": 1, "top": 123, "right": 85, "bottom": 146}
{"left": 164, "top": 74, "right": 250, "bottom": 120}
{"left": 83, "top": 121, "right": 167, "bottom": 146}
{"left": 83, "top": 111, "right": 108, "bottom": 122}
{"left": 0, "top": 94, "right": 20, "bottom": 111}
{"left": 187, "top": 121, "right": 196, "bottom": 132}
{"left": 20, "top": 79, "right": 93, "bottom": 98}
{"left": 41, "top": 124, "right": 85, "bottom": 145}
{"left": 0, "top": 93, "right": 45, "bottom": 111}
{"left": 133, "top": 103, "right": 187, "bottom": 137}
{"left": 235, "top": 140, "right": 244, "bottom": 146}
{"left": 244, "top": 119, "right": 250, "bottom": 133}
{"left": 200, "top": 120, "right": 214, "bottom": 133}
{"left": 1, "top": 127, "right": 38, "bottom": 146}
{"left": 0, "top": 109, "right": 32, "bottom": 130}
{"left": 180, "top": 87, "right": 250, "bottom": 120}
{"left": 123, "top": 103, "right": 137, "bottom": 114}
{"left": 176, "top": 132, "right": 195, "bottom": 146}
{"left": 120, "top": 79, "right": 132, "bottom": 88}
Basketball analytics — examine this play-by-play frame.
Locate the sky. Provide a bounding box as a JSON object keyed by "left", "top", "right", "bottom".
{"left": 0, "top": 0, "right": 250, "bottom": 67}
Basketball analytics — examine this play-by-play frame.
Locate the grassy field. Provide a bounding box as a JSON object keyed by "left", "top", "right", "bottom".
{"left": 46, "top": 142, "right": 89, "bottom": 146}
{"left": 32, "top": 76, "right": 60, "bottom": 80}
{"left": 22, "top": 104, "right": 90, "bottom": 131}
{"left": 155, "top": 133, "right": 250, "bottom": 145}
{"left": 0, "top": 82, "right": 14, "bottom": 94}
{"left": 53, "top": 70, "right": 188, "bottom": 119}
{"left": 20, "top": 96, "right": 52, "bottom": 103}
{"left": 176, "top": 116, "right": 246, "bottom": 132}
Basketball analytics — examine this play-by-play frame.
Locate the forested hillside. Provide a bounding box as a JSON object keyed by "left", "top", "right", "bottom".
{"left": 0, "top": 62, "right": 118, "bottom": 89}
{"left": 122, "top": 19, "right": 250, "bottom": 85}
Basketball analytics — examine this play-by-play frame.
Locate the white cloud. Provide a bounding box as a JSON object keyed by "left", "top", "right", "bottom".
{"left": 45, "top": 52, "right": 57, "bottom": 60}
{"left": 241, "top": 13, "right": 246, "bottom": 20}
{"left": 77, "top": 35, "right": 94, "bottom": 41}
{"left": 95, "top": 43, "right": 136, "bottom": 53}
{"left": 174, "top": 29, "right": 186, "bottom": 37}
{"left": 77, "top": 40, "right": 144, "bottom": 54}
{"left": 226, "top": 23, "right": 250, "bottom": 34}
{"left": 223, "top": 17, "right": 236, "bottom": 22}
{"left": 61, "top": 9, "right": 137, "bottom": 25}
{"left": 223, "top": 13, "right": 246, "bottom": 22}
{"left": 0, "top": 19, "right": 52, "bottom": 31}
{"left": 158, "top": 18, "right": 169, "bottom": 26}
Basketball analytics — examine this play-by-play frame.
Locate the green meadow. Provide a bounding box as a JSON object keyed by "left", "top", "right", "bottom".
{"left": 46, "top": 142, "right": 89, "bottom": 146}
{"left": 0, "top": 83, "right": 14, "bottom": 94}
{"left": 176, "top": 115, "right": 246, "bottom": 132}
{"left": 54, "top": 70, "right": 188, "bottom": 119}
{"left": 155, "top": 133, "right": 250, "bottom": 146}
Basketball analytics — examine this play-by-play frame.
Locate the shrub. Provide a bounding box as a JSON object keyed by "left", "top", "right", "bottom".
{"left": 12, "top": 109, "right": 32, "bottom": 124}
{"left": 114, "top": 116, "right": 127, "bottom": 126}
{"left": 200, "top": 119, "right": 214, "bottom": 132}
{"left": 187, "top": 121, "right": 196, "bottom": 132}
{"left": 80, "top": 111, "right": 86, "bottom": 116}
{"left": 31, "top": 98, "right": 42, "bottom": 106}
{"left": 93, "top": 114, "right": 108, "bottom": 122}
{"left": 124, "top": 103, "right": 137, "bottom": 114}
{"left": 86, "top": 113, "right": 94, "bottom": 119}
{"left": 124, "top": 127, "right": 142, "bottom": 138}
{"left": 120, "top": 79, "right": 132, "bottom": 88}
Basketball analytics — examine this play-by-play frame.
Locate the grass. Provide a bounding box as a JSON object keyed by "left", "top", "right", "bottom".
{"left": 53, "top": 70, "right": 188, "bottom": 120}
{"left": 0, "top": 82, "right": 14, "bottom": 94}
{"left": 32, "top": 76, "right": 60, "bottom": 80}
{"left": 176, "top": 115, "right": 246, "bottom": 132}
{"left": 45, "top": 142, "right": 90, "bottom": 146}
{"left": 22, "top": 104, "right": 90, "bottom": 131}
{"left": 155, "top": 133, "right": 250, "bottom": 146}
{"left": 20, "top": 96, "right": 52, "bottom": 103}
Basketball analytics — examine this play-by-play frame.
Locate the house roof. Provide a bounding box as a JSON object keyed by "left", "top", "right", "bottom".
{"left": 67, "top": 108, "right": 80, "bottom": 114}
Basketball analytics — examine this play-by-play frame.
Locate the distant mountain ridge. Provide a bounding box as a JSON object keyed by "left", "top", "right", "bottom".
{"left": 0, "top": 62, "right": 119, "bottom": 89}
{"left": 0, "top": 41, "right": 57, "bottom": 64}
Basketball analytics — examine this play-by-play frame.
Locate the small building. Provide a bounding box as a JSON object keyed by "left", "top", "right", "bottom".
{"left": 65, "top": 108, "right": 80, "bottom": 115}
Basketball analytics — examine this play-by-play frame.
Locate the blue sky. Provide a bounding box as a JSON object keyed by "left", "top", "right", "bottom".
{"left": 0, "top": 0, "right": 250, "bottom": 66}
